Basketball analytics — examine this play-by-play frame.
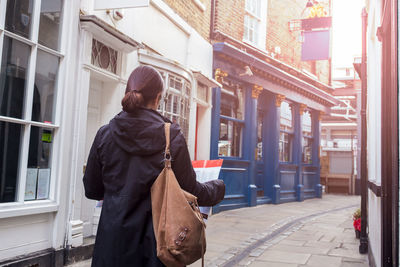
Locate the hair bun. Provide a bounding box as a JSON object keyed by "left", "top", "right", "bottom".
{"left": 121, "top": 90, "right": 144, "bottom": 113}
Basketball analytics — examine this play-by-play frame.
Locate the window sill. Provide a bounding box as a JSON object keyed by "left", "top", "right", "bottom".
{"left": 0, "top": 200, "right": 59, "bottom": 219}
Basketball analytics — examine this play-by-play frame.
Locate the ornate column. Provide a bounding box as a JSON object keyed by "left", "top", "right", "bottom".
{"left": 247, "top": 84, "right": 263, "bottom": 206}
{"left": 269, "top": 94, "right": 285, "bottom": 204}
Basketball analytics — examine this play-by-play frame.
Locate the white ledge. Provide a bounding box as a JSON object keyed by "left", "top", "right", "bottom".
{"left": 0, "top": 201, "right": 59, "bottom": 219}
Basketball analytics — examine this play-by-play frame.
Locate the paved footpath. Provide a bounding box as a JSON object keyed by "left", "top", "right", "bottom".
{"left": 190, "top": 194, "right": 367, "bottom": 267}
{"left": 68, "top": 195, "right": 368, "bottom": 267}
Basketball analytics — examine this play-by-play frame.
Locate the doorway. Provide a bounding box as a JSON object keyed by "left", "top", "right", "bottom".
{"left": 256, "top": 92, "right": 269, "bottom": 204}
{"left": 81, "top": 75, "right": 122, "bottom": 237}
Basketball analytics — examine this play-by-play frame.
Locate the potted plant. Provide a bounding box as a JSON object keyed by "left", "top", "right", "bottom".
{"left": 353, "top": 208, "right": 361, "bottom": 238}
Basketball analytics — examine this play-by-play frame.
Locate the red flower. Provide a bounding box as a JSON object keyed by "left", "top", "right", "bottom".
{"left": 353, "top": 218, "right": 361, "bottom": 231}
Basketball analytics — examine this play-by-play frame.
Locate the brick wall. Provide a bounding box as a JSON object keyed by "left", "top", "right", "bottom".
{"left": 213, "top": 0, "right": 245, "bottom": 41}
{"left": 162, "top": 0, "right": 211, "bottom": 41}
{"left": 267, "top": 0, "right": 331, "bottom": 85}
{"left": 164, "top": 0, "right": 332, "bottom": 85}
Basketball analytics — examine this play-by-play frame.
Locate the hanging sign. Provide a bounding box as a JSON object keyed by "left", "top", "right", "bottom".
{"left": 94, "top": 0, "right": 149, "bottom": 10}
{"left": 301, "top": 30, "right": 331, "bottom": 61}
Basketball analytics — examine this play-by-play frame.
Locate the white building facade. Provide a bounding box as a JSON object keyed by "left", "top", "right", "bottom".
{"left": 0, "top": 0, "right": 218, "bottom": 264}
{"left": 363, "top": 0, "right": 398, "bottom": 266}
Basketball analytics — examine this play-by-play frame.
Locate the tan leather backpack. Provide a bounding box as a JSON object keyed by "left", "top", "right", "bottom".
{"left": 151, "top": 123, "right": 206, "bottom": 267}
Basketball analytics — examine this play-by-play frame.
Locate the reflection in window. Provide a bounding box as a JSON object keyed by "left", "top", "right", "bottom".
{"left": 256, "top": 111, "right": 263, "bottom": 160}
{"left": 220, "top": 87, "right": 245, "bottom": 120}
{"left": 26, "top": 127, "right": 54, "bottom": 200}
{"left": 0, "top": 122, "right": 22, "bottom": 203}
{"left": 302, "top": 137, "right": 313, "bottom": 164}
{"left": 218, "top": 119, "right": 242, "bottom": 157}
{"left": 279, "top": 132, "right": 292, "bottom": 162}
{"left": 302, "top": 110, "right": 313, "bottom": 163}
{"left": 32, "top": 50, "right": 59, "bottom": 123}
{"left": 302, "top": 111, "right": 312, "bottom": 137}
{"left": 0, "top": 37, "right": 30, "bottom": 119}
{"left": 279, "top": 101, "right": 293, "bottom": 162}
{"left": 38, "top": 0, "right": 63, "bottom": 50}
{"left": 280, "top": 102, "right": 293, "bottom": 131}
{"left": 5, "top": 0, "right": 34, "bottom": 39}
{"left": 218, "top": 87, "right": 244, "bottom": 158}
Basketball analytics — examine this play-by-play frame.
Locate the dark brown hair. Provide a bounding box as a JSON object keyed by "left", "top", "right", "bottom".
{"left": 121, "top": 65, "right": 164, "bottom": 113}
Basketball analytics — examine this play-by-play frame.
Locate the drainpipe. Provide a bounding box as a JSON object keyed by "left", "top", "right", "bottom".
{"left": 359, "top": 7, "right": 368, "bottom": 254}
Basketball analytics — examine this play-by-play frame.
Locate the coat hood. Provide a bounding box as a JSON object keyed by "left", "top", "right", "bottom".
{"left": 109, "top": 109, "right": 179, "bottom": 155}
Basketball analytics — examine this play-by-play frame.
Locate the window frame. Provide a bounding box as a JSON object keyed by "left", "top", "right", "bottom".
{"left": 244, "top": 0, "right": 261, "bottom": 46}
{"left": 217, "top": 87, "right": 245, "bottom": 159}
{"left": 0, "top": 0, "right": 66, "bottom": 208}
{"left": 279, "top": 101, "right": 294, "bottom": 163}
{"left": 156, "top": 70, "right": 192, "bottom": 141}
{"left": 301, "top": 110, "right": 313, "bottom": 164}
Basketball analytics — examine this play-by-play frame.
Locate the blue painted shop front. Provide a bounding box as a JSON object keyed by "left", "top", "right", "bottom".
{"left": 210, "top": 43, "right": 332, "bottom": 213}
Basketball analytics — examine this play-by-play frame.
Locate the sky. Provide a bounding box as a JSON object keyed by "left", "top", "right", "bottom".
{"left": 331, "top": 0, "right": 365, "bottom": 68}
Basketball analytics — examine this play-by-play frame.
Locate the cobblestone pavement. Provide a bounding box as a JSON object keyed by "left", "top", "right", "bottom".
{"left": 190, "top": 194, "right": 368, "bottom": 267}
{"left": 67, "top": 195, "right": 368, "bottom": 267}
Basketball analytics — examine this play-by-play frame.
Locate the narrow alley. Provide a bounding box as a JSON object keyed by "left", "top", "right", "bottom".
{"left": 69, "top": 195, "right": 367, "bottom": 267}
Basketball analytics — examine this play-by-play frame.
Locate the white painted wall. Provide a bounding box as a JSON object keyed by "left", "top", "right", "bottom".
{"left": 69, "top": 0, "right": 215, "bottom": 244}
{"left": 366, "top": 1, "right": 382, "bottom": 266}
{"left": 0, "top": 214, "right": 54, "bottom": 260}
{"left": 0, "top": 0, "right": 83, "bottom": 261}
{"left": 0, "top": 0, "right": 215, "bottom": 261}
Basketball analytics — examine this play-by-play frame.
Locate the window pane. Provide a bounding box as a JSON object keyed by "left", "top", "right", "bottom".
{"left": 256, "top": 111, "right": 263, "bottom": 160}
{"left": 5, "top": 0, "right": 34, "bottom": 39}
{"left": 38, "top": 0, "right": 64, "bottom": 50}
{"left": 27, "top": 127, "right": 53, "bottom": 200}
{"left": 302, "top": 110, "right": 312, "bottom": 137}
{"left": 302, "top": 137, "right": 313, "bottom": 164}
{"left": 0, "top": 122, "right": 23, "bottom": 203}
{"left": 280, "top": 102, "right": 293, "bottom": 131}
{"left": 279, "top": 132, "right": 292, "bottom": 162}
{"left": 220, "top": 88, "right": 245, "bottom": 120}
{"left": 0, "top": 37, "right": 30, "bottom": 119}
{"left": 32, "top": 49, "right": 59, "bottom": 123}
{"left": 218, "top": 119, "right": 242, "bottom": 157}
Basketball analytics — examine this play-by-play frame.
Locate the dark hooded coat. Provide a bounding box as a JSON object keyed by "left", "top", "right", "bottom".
{"left": 83, "top": 108, "right": 225, "bottom": 267}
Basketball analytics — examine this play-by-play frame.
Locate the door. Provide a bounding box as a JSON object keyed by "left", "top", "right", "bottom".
{"left": 255, "top": 93, "right": 269, "bottom": 204}
{"left": 82, "top": 79, "right": 104, "bottom": 237}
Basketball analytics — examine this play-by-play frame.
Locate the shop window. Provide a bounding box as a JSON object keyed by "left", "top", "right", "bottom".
{"left": 33, "top": 49, "right": 59, "bottom": 123}
{"left": 0, "top": 0, "right": 64, "bottom": 204}
{"left": 256, "top": 110, "right": 263, "bottom": 161}
{"left": 25, "top": 127, "right": 54, "bottom": 200}
{"left": 302, "top": 110, "right": 313, "bottom": 164}
{"left": 5, "top": 0, "right": 34, "bottom": 39}
{"left": 38, "top": 0, "right": 63, "bottom": 51}
{"left": 155, "top": 71, "right": 191, "bottom": 141}
{"left": 218, "top": 87, "right": 244, "bottom": 157}
{"left": 0, "top": 36, "right": 30, "bottom": 119}
{"left": 279, "top": 102, "right": 293, "bottom": 162}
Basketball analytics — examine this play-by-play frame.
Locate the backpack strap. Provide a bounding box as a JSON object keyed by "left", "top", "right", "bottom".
{"left": 164, "top": 123, "right": 171, "bottom": 168}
